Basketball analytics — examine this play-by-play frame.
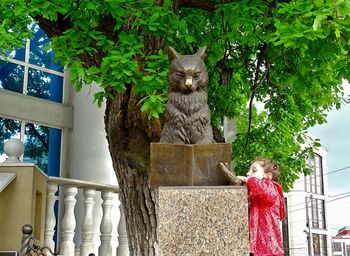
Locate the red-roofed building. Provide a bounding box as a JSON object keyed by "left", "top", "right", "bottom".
{"left": 332, "top": 226, "right": 350, "bottom": 256}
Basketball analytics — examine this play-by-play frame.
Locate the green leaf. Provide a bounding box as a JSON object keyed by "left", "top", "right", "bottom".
{"left": 313, "top": 15, "right": 324, "bottom": 31}
{"left": 142, "top": 76, "right": 154, "bottom": 81}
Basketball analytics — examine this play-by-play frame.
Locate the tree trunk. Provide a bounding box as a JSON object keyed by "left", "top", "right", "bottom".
{"left": 104, "top": 88, "right": 162, "bottom": 255}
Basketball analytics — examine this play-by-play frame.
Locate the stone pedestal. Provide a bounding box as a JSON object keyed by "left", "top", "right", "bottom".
{"left": 155, "top": 186, "right": 249, "bottom": 256}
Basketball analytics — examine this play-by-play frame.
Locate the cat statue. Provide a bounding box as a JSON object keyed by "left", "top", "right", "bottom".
{"left": 160, "top": 46, "right": 214, "bottom": 144}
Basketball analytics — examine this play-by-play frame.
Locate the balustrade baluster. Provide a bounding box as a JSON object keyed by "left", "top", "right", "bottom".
{"left": 117, "top": 197, "right": 129, "bottom": 256}
{"left": 80, "top": 188, "right": 96, "bottom": 256}
{"left": 60, "top": 186, "right": 78, "bottom": 256}
{"left": 44, "top": 182, "right": 58, "bottom": 255}
{"left": 98, "top": 190, "right": 114, "bottom": 256}
{"left": 44, "top": 177, "right": 122, "bottom": 256}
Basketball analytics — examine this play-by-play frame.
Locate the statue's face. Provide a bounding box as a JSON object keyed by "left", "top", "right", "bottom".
{"left": 167, "top": 47, "right": 208, "bottom": 94}
{"left": 168, "top": 56, "right": 208, "bottom": 94}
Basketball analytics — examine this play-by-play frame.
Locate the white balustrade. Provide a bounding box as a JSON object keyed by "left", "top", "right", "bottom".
{"left": 44, "top": 183, "right": 58, "bottom": 255}
{"left": 80, "top": 188, "right": 96, "bottom": 255}
{"left": 99, "top": 190, "right": 114, "bottom": 256}
{"left": 60, "top": 186, "right": 78, "bottom": 256}
{"left": 44, "top": 177, "right": 127, "bottom": 256}
{"left": 117, "top": 197, "right": 129, "bottom": 256}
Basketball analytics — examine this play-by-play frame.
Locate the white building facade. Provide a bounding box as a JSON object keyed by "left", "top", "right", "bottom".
{"left": 284, "top": 146, "right": 333, "bottom": 256}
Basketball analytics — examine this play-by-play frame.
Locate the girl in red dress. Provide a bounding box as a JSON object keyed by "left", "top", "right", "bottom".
{"left": 238, "top": 157, "right": 286, "bottom": 256}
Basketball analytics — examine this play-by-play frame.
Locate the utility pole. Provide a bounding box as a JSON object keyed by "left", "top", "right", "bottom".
{"left": 306, "top": 196, "right": 314, "bottom": 256}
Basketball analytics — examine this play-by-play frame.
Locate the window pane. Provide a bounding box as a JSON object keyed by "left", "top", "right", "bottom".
{"left": 319, "top": 200, "right": 325, "bottom": 229}
{"left": 6, "top": 47, "right": 26, "bottom": 61}
{"left": 48, "top": 127, "right": 61, "bottom": 177}
{"left": 305, "top": 176, "right": 310, "bottom": 192}
{"left": 333, "top": 242, "right": 341, "bottom": 251}
{"left": 311, "top": 198, "right": 326, "bottom": 230}
{"left": 320, "top": 235, "right": 327, "bottom": 255}
{"left": 29, "top": 24, "right": 63, "bottom": 72}
{"left": 313, "top": 234, "right": 320, "bottom": 255}
{"left": 23, "top": 123, "right": 49, "bottom": 172}
{"left": 0, "top": 60, "right": 24, "bottom": 93}
{"left": 27, "top": 68, "right": 63, "bottom": 103}
{"left": 311, "top": 199, "right": 318, "bottom": 228}
{"left": 23, "top": 123, "right": 62, "bottom": 175}
{"left": 0, "top": 117, "right": 21, "bottom": 160}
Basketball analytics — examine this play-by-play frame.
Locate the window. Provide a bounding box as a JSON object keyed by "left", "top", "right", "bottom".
{"left": 0, "top": 24, "right": 64, "bottom": 103}
{"left": 305, "top": 153, "right": 324, "bottom": 195}
{"left": 333, "top": 242, "right": 341, "bottom": 252}
{"left": 310, "top": 198, "right": 326, "bottom": 229}
{"left": 0, "top": 117, "right": 61, "bottom": 175}
{"left": 0, "top": 23, "right": 66, "bottom": 176}
{"left": 312, "top": 234, "right": 327, "bottom": 256}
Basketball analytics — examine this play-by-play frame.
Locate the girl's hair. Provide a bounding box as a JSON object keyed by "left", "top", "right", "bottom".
{"left": 254, "top": 157, "right": 280, "bottom": 182}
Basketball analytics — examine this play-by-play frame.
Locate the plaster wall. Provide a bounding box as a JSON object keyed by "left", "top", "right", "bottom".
{"left": 0, "top": 165, "right": 47, "bottom": 251}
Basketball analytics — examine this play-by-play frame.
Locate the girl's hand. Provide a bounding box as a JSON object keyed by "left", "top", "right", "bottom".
{"left": 237, "top": 176, "right": 248, "bottom": 183}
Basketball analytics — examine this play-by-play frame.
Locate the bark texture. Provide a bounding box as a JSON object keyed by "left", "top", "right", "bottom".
{"left": 104, "top": 89, "right": 162, "bottom": 255}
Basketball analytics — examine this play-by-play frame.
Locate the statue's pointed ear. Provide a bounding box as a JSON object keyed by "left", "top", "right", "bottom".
{"left": 197, "top": 46, "right": 207, "bottom": 59}
{"left": 168, "top": 47, "right": 180, "bottom": 61}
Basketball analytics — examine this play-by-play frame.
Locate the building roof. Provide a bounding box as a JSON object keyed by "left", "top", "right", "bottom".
{"left": 333, "top": 226, "right": 350, "bottom": 239}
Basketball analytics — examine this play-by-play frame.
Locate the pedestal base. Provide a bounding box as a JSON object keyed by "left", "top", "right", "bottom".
{"left": 156, "top": 186, "right": 249, "bottom": 256}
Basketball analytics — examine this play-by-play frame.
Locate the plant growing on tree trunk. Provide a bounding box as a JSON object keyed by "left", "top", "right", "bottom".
{"left": 1, "top": 0, "right": 350, "bottom": 255}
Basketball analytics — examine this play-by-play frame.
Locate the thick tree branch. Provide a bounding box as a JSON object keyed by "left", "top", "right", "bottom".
{"left": 244, "top": 42, "right": 267, "bottom": 152}
{"left": 35, "top": 14, "right": 72, "bottom": 38}
{"left": 34, "top": 13, "right": 121, "bottom": 68}
{"left": 27, "top": 123, "right": 49, "bottom": 151}
{"left": 179, "top": 0, "right": 217, "bottom": 11}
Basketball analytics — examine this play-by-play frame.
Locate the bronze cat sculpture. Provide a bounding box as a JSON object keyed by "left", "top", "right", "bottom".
{"left": 160, "top": 47, "right": 214, "bottom": 144}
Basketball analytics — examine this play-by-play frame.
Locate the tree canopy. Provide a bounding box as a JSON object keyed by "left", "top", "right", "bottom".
{"left": 1, "top": 0, "right": 350, "bottom": 191}
{"left": 2, "top": 1, "right": 350, "bottom": 254}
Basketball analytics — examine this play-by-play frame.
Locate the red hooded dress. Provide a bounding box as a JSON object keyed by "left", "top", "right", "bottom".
{"left": 246, "top": 177, "right": 286, "bottom": 256}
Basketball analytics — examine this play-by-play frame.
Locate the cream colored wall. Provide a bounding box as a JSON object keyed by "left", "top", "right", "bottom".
{"left": 0, "top": 165, "right": 47, "bottom": 251}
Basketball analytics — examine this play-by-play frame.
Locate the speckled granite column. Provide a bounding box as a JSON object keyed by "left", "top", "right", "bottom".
{"left": 156, "top": 186, "right": 249, "bottom": 256}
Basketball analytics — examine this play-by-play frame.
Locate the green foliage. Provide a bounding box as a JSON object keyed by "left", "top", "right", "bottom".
{"left": 136, "top": 52, "right": 168, "bottom": 119}
{"left": 0, "top": 0, "right": 32, "bottom": 54}
{"left": 1, "top": 0, "right": 350, "bottom": 190}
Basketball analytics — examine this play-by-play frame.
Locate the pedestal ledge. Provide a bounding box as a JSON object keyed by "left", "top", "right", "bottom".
{"left": 155, "top": 186, "right": 249, "bottom": 256}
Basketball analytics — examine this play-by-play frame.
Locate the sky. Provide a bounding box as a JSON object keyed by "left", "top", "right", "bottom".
{"left": 308, "top": 80, "right": 350, "bottom": 235}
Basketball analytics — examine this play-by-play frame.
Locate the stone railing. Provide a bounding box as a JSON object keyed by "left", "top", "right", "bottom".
{"left": 1, "top": 138, "right": 129, "bottom": 255}
{"left": 44, "top": 177, "right": 129, "bottom": 256}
